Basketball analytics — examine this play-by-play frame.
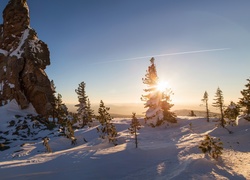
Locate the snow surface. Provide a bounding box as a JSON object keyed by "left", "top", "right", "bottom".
{"left": 0, "top": 102, "right": 250, "bottom": 180}
{"left": 8, "top": 83, "right": 15, "bottom": 89}
{"left": 0, "top": 99, "right": 37, "bottom": 117}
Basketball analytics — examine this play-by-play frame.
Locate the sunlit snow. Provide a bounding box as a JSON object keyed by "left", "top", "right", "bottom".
{"left": 0, "top": 101, "right": 249, "bottom": 180}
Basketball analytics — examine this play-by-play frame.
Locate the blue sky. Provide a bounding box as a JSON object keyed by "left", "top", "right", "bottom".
{"left": 1, "top": 0, "right": 250, "bottom": 113}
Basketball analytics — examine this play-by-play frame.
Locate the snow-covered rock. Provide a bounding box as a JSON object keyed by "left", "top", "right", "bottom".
{"left": 0, "top": 0, "right": 54, "bottom": 115}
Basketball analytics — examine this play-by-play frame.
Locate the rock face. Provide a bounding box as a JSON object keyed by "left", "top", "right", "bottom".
{"left": 0, "top": 0, "right": 54, "bottom": 116}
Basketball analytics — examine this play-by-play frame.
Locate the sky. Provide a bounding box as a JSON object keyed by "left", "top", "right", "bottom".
{"left": 1, "top": 0, "right": 250, "bottom": 114}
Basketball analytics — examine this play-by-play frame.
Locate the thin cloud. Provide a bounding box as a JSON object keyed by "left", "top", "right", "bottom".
{"left": 92, "top": 48, "right": 230, "bottom": 65}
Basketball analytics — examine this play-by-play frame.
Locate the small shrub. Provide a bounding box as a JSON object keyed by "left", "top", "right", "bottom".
{"left": 189, "top": 110, "right": 196, "bottom": 117}
{"left": 15, "top": 115, "right": 23, "bottom": 119}
{"left": 0, "top": 143, "right": 10, "bottom": 151}
{"left": 8, "top": 120, "right": 16, "bottom": 127}
{"left": 3, "top": 131, "right": 9, "bottom": 135}
{"left": 43, "top": 137, "right": 52, "bottom": 153}
{"left": 199, "top": 134, "right": 223, "bottom": 160}
{"left": 244, "top": 114, "right": 250, "bottom": 121}
{"left": 46, "top": 122, "right": 57, "bottom": 130}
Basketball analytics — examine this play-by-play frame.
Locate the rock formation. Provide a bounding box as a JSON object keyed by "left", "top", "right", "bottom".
{"left": 0, "top": 0, "right": 55, "bottom": 116}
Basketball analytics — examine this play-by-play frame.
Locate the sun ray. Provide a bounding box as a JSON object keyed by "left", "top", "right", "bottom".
{"left": 156, "top": 81, "right": 169, "bottom": 92}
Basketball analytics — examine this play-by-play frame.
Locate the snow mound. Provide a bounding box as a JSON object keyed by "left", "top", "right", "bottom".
{"left": 0, "top": 99, "right": 37, "bottom": 117}
{"left": 0, "top": 100, "right": 61, "bottom": 152}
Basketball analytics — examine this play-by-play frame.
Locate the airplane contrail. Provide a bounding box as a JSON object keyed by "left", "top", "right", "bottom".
{"left": 92, "top": 48, "right": 230, "bottom": 65}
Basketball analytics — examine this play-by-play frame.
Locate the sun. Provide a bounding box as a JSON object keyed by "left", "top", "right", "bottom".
{"left": 156, "top": 81, "right": 169, "bottom": 92}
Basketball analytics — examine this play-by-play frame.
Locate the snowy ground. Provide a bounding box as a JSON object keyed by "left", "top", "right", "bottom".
{"left": 0, "top": 101, "right": 250, "bottom": 180}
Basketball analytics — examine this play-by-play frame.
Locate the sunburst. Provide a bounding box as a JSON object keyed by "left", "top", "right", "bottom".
{"left": 156, "top": 81, "right": 169, "bottom": 92}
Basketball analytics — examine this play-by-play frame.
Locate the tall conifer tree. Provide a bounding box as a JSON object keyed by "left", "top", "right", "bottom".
{"left": 213, "top": 87, "right": 225, "bottom": 127}
{"left": 128, "top": 113, "right": 141, "bottom": 148}
{"left": 75, "top": 82, "right": 93, "bottom": 127}
{"left": 141, "top": 58, "right": 162, "bottom": 125}
{"left": 55, "top": 93, "right": 68, "bottom": 123}
{"left": 141, "top": 57, "right": 176, "bottom": 127}
{"left": 96, "top": 100, "right": 117, "bottom": 145}
{"left": 201, "top": 91, "right": 210, "bottom": 122}
{"left": 50, "top": 80, "right": 57, "bottom": 122}
{"left": 238, "top": 78, "right": 250, "bottom": 120}
{"left": 86, "top": 98, "right": 95, "bottom": 125}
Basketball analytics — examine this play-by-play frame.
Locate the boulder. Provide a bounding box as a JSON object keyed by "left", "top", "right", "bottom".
{"left": 0, "top": 0, "right": 54, "bottom": 116}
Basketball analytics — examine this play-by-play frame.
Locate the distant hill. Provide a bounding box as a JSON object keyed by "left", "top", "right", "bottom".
{"left": 174, "top": 109, "right": 219, "bottom": 117}
{"left": 68, "top": 103, "right": 220, "bottom": 119}
{"left": 111, "top": 109, "right": 220, "bottom": 119}
{"left": 110, "top": 113, "right": 144, "bottom": 118}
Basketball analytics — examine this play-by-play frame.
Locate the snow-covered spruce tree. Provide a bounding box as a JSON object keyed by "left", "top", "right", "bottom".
{"left": 96, "top": 100, "right": 118, "bottom": 146}
{"left": 238, "top": 78, "right": 250, "bottom": 121}
{"left": 212, "top": 87, "right": 226, "bottom": 128}
{"left": 141, "top": 57, "right": 162, "bottom": 126}
{"left": 141, "top": 57, "right": 176, "bottom": 127}
{"left": 201, "top": 91, "right": 210, "bottom": 122}
{"left": 199, "top": 134, "right": 223, "bottom": 161}
{"left": 224, "top": 101, "right": 240, "bottom": 121}
{"left": 128, "top": 112, "right": 141, "bottom": 148}
{"left": 75, "top": 82, "right": 94, "bottom": 127}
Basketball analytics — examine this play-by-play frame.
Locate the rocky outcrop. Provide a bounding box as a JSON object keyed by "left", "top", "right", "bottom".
{"left": 0, "top": 0, "right": 54, "bottom": 116}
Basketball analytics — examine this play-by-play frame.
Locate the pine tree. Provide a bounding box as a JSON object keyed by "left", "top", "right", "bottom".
{"left": 55, "top": 93, "right": 68, "bottom": 123}
{"left": 161, "top": 91, "right": 177, "bottom": 124}
{"left": 213, "top": 87, "right": 225, "bottom": 127}
{"left": 128, "top": 113, "right": 141, "bottom": 148}
{"left": 86, "top": 98, "right": 95, "bottom": 126}
{"left": 189, "top": 110, "right": 196, "bottom": 117}
{"left": 50, "top": 80, "right": 57, "bottom": 122}
{"left": 75, "top": 82, "right": 93, "bottom": 127}
{"left": 224, "top": 101, "right": 240, "bottom": 121}
{"left": 141, "top": 57, "right": 176, "bottom": 127}
{"left": 141, "top": 57, "right": 161, "bottom": 125}
{"left": 238, "top": 78, "right": 250, "bottom": 120}
{"left": 96, "top": 100, "right": 117, "bottom": 146}
{"left": 201, "top": 91, "right": 210, "bottom": 122}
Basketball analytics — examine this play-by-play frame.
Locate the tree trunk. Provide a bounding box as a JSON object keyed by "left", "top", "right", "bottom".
{"left": 206, "top": 100, "right": 209, "bottom": 122}
{"left": 135, "top": 126, "right": 138, "bottom": 148}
